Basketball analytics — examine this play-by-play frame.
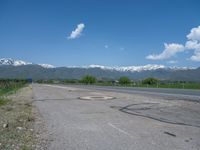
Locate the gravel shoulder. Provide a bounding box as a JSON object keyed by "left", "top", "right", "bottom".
{"left": 0, "top": 85, "right": 48, "bottom": 150}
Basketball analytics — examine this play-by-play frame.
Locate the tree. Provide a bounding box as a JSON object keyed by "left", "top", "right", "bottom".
{"left": 118, "top": 76, "right": 131, "bottom": 85}
{"left": 81, "top": 75, "right": 96, "bottom": 84}
{"left": 142, "top": 77, "right": 159, "bottom": 85}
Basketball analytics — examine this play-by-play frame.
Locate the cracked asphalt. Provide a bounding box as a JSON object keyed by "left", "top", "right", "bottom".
{"left": 33, "top": 84, "right": 200, "bottom": 150}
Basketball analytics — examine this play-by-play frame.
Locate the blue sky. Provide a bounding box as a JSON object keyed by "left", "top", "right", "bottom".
{"left": 0, "top": 0, "right": 200, "bottom": 67}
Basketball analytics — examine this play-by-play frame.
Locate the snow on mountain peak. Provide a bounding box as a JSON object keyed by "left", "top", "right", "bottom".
{"left": 89, "top": 64, "right": 166, "bottom": 72}
{"left": 0, "top": 58, "right": 194, "bottom": 71}
{"left": 89, "top": 65, "right": 113, "bottom": 70}
{"left": 0, "top": 58, "right": 31, "bottom": 66}
{"left": 0, "top": 58, "right": 54, "bottom": 68}
{"left": 39, "top": 64, "right": 55, "bottom": 68}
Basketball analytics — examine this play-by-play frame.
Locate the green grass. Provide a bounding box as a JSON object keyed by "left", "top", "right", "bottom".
{"left": 0, "top": 80, "right": 27, "bottom": 97}
{"left": 133, "top": 83, "right": 200, "bottom": 89}
{"left": 0, "top": 88, "right": 16, "bottom": 96}
{"left": 0, "top": 81, "right": 24, "bottom": 106}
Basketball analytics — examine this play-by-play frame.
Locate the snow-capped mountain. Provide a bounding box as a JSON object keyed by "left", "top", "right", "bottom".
{"left": 0, "top": 58, "right": 32, "bottom": 66}
{"left": 0, "top": 58, "right": 195, "bottom": 71}
{"left": 0, "top": 58, "right": 55, "bottom": 68}
{"left": 39, "top": 64, "right": 55, "bottom": 68}
{"left": 88, "top": 64, "right": 196, "bottom": 72}
{"left": 0, "top": 58, "right": 199, "bottom": 81}
{"left": 89, "top": 64, "right": 166, "bottom": 72}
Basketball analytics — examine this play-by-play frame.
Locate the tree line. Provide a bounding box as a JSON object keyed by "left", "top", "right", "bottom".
{"left": 1, "top": 76, "right": 199, "bottom": 89}
{"left": 79, "top": 75, "right": 159, "bottom": 85}
{"left": 36, "top": 75, "right": 159, "bottom": 85}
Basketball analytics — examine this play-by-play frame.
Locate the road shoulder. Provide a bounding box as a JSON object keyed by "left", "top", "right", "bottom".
{"left": 0, "top": 85, "right": 49, "bottom": 150}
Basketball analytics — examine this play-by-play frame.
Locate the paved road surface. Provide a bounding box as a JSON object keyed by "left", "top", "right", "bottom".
{"left": 33, "top": 84, "right": 200, "bottom": 150}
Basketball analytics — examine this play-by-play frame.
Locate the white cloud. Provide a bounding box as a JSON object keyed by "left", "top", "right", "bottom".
{"left": 186, "top": 41, "right": 200, "bottom": 61}
{"left": 146, "top": 43, "right": 185, "bottom": 60}
{"left": 147, "top": 25, "right": 200, "bottom": 62}
{"left": 185, "top": 40, "right": 200, "bottom": 50}
{"left": 190, "top": 52, "right": 200, "bottom": 61}
{"left": 68, "top": 23, "right": 85, "bottom": 39}
{"left": 185, "top": 26, "right": 200, "bottom": 61}
{"left": 187, "top": 26, "right": 200, "bottom": 41}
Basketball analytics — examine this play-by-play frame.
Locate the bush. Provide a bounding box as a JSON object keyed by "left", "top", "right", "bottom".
{"left": 118, "top": 77, "right": 131, "bottom": 85}
{"left": 81, "top": 75, "right": 96, "bottom": 84}
{"left": 142, "top": 77, "right": 159, "bottom": 85}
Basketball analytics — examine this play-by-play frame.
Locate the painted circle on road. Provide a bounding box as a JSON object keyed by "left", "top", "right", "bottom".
{"left": 78, "top": 96, "right": 115, "bottom": 100}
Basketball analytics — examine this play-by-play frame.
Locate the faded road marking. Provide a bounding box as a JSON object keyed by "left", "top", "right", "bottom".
{"left": 108, "top": 123, "right": 134, "bottom": 139}
{"left": 42, "top": 84, "right": 77, "bottom": 91}
{"left": 43, "top": 84, "right": 70, "bottom": 89}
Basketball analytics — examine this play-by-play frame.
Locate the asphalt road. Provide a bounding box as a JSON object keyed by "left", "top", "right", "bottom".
{"left": 33, "top": 84, "right": 200, "bottom": 150}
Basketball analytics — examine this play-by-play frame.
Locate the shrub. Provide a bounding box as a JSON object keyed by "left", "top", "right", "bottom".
{"left": 119, "top": 77, "right": 131, "bottom": 85}
{"left": 142, "top": 77, "right": 159, "bottom": 85}
{"left": 81, "top": 75, "right": 96, "bottom": 84}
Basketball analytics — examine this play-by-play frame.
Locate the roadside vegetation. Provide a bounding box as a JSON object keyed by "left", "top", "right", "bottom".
{"left": 0, "top": 79, "right": 28, "bottom": 96}
{"left": 80, "top": 75, "right": 96, "bottom": 84}
{"left": 0, "top": 79, "right": 37, "bottom": 150}
{"left": 118, "top": 76, "right": 131, "bottom": 85}
{"left": 35, "top": 76, "right": 200, "bottom": 90}
{"left": 0, "top": 79, "right": 28, "bottom": 106}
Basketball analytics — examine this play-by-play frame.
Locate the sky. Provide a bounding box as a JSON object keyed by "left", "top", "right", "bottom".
{"left": 0, "top": 0, "right": 200, "bottom": 67}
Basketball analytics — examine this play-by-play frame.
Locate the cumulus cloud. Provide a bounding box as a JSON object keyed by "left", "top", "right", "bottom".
{"left": 68, "top": 23, "right": 85, "bottom": 39}
{"left": 185, "top": 26, "right": 200, "bottom": 61}
{"left": 146, "top": 25, "right": 200, "bottom": 62}
{"left": 146, "top": 43, "right": 185, "bottom": 60}
{"left": 185, "top": 40, "right": 200, "bottom": 50}
{"left": 187, "top": 25, "right": 200, "bottom": 41}
{"left": 190, "top": 52, "right": 200, "bottom": 61}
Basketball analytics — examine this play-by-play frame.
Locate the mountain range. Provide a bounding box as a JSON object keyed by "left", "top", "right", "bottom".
{"left": 0, "top": 58, "right": 200, "bottom": 81}
{"left": 0, "top": 58, "right": 55, "bottom": 68}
